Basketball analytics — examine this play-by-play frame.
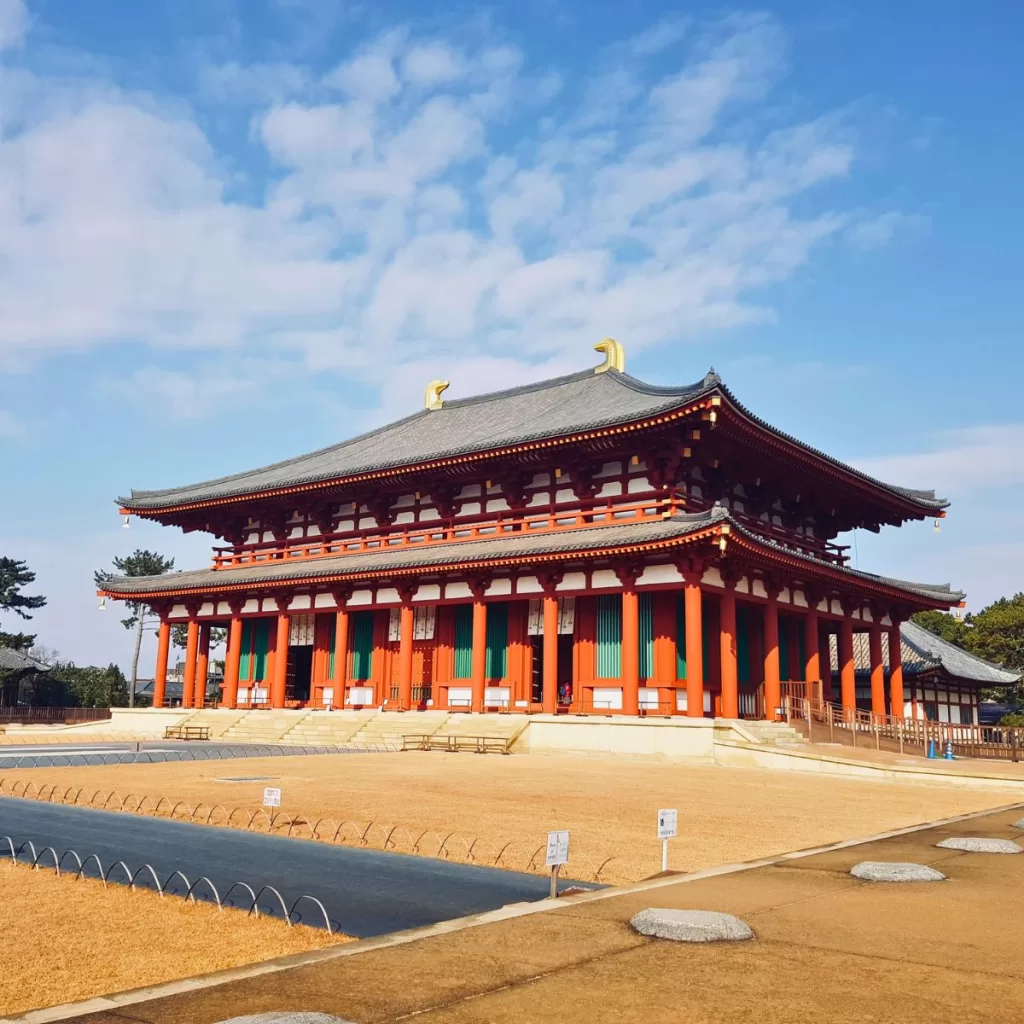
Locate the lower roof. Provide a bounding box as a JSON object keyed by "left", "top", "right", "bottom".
{"left": 99, "top": 507, "right": 964, "bottom": 610}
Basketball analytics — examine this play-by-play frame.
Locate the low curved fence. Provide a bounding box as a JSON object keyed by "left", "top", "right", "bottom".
{"left": 0, "top": 741, "right": 398, "bottom": 769}
{"left": 1, "top": 834, "right": 336, "bottom": 931}
{"left": 0, "top": 779, "right": 628, "bottom": 883}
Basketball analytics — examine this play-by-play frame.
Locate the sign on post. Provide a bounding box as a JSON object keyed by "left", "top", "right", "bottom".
{"left": 657, "top": 808, "right": 678, "bottom": 872}
{"left": 263, "top": 786, "right": 282, "bottom": 808}
{"left": 657, "top": 809, "right": 678, "bottom": 840}
{"left": 545, "top": 830, "right": 570, "bottom": 898}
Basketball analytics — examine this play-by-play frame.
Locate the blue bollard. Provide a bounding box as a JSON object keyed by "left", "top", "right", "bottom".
{"left": 927, "top": 739, "right": 936, "bottom": 759}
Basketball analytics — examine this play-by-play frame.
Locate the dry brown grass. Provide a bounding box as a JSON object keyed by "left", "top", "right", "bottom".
{"left": 2, "top": 752, "right": 1011, "bottom": 884}
{"left": 0, "top": 860, "right": 347, "bottom": 1017}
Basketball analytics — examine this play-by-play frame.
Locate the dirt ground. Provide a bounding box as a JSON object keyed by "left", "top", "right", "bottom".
{"left": 54, "top": 804, "right": 1024, "bottom": 1024}
{"left": 1, "top": 752, "right": 1011, "bottom": 883}
{"left": 0, "top": 861, "right": 347, "bottom": 1017}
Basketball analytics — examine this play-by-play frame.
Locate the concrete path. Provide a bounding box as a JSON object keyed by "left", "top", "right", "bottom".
{"left": 0, "top": 743, "right": 382, "bottom": 770}
{"left": 0, "top": 798, "right": 572, "bottom": 937}
{"left": 32, "top": 802, "right": 1024, "bottom": 1024}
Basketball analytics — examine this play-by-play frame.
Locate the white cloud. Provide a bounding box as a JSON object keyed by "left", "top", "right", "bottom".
{"left": 402, "top": 42, "right": 466, "bottom": 86}
{"left": 0, "top": 15, "right": 896, "bottom": 399}
{"left": 847, "top": 210, "right": 928, "bottom": 249}
{"left": 0, "top": 0, "right": 27, "bottom": 51}
{"left": 628, "top": 17, "right": 690, "bottom": 57}
{"left": 112, "top": 367, "right": 260, "bottom": 421}
{"left": 857, "top": 424, "right": 1024, "bottom": 496}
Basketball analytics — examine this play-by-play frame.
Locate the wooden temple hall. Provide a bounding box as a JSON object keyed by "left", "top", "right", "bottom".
{"left": 100, "top": 341, "right": 965, "bottom": 721}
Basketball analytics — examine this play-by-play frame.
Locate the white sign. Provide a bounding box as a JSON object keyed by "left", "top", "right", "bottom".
{"left": 263, "top": 787, "right": 282, "bottom": 808}
{"left": 545, "top": 830, "right": 570, "bottom": 867}
{"left": 657, "top": 808, "right": 678, "bottom": 840}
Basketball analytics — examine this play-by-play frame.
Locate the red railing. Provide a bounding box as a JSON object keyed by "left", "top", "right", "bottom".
{"left": 210, "top": 495, "right": 682, "bottom": 569}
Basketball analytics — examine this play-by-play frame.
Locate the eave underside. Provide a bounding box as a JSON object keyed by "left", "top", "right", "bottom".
{"left": 99, "top": 511, "right": 963, "bottom": 613}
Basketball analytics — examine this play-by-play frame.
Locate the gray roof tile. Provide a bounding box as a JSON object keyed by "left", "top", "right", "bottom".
{"left": 119, "top": 367, "right": 947, "bottom": 512}
{"left": 100, "top": 507, "right": 962, "bottom": 607}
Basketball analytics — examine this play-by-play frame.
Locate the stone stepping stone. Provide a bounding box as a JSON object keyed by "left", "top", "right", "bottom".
{"left": 1012, "top": 817, "right": 1024, "bottom": 830}
{"left": 630, "top": 908, "right": 754, "bottom": 942}
{"left": 850, "top": 861, "right": 946, "bottom": 882}
{"left": 219, "top": 1015, "right": 353, "bottom": 1024}
{"left": 936, "top": 837, "right": 1023, "bottom": 854}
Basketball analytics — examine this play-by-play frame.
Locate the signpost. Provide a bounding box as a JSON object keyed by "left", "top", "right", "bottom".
{"left": 545, "top": 830, "right": 570, "bottom": 898}
{"left": 263, "top": 786, "right": 282, "bottom": 809}
{"left": 657, "top": 808, "right": 678, "bottom": 872}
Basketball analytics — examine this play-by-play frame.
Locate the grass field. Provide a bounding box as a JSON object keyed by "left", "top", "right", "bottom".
{"left": 3, "top": 752, "right": 1011, "bottom": 883}
{"left": 0, "top": 860, "right": 347, "bottom": 1017}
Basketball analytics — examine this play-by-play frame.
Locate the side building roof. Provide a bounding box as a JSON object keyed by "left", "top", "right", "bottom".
{"left": 834, "top": 620, "right": 1020, "bottom": 686}
{"left": 119, "top": 365, "right": 948, "bottom": 515}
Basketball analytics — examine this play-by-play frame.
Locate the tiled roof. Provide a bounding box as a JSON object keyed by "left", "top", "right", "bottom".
{"left": 99, "top": 507, "right": 963, "bottom": 607}
{"left": 119, "top": 366, "right": 947, "bottom": 513}
{"left": 830, "top": 620, "right": 1020, "bottom": 685}
{"left": 0, "top": 647, "right": 47, "bottom": 672}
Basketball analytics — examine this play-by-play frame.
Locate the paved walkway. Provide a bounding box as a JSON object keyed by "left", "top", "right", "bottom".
{"left": 0, "top": 799, "right": 576, "bottom": 938}
{"left": 31, "top": 801, "right": 1024, "bottom": 1024}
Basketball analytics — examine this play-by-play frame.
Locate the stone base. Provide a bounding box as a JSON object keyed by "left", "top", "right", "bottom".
{"left": 630, "top": 908, "right": 754, "bottom": 942}
{"left": 850, "top": 861, "right": 946, "bottom": 882}
{"left": 936, "top": 837, "right": 1023, "bottom": 854}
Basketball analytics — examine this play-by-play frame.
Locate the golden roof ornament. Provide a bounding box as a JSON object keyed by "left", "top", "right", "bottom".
{"left": 424, "top": 379, "right": 450, "bottom": 411}
{"left": 594, "top": 337, "right": 625, "bottom": 374}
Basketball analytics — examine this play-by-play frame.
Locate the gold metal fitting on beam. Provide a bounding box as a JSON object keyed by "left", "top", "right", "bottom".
{"left": 594, "top": 337, "right": 625, "bottom": 374}
{"left": 424, "top": 379, "right": 450, "bottom": 411}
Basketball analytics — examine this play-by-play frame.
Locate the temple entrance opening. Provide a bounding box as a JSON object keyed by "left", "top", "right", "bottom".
{"left": 287, "top": 644, "right": 312, "bottom": 703}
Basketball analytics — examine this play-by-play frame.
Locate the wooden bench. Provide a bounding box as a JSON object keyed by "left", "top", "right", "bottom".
{"left": 164, "top": 725, "right": 211, "bottom": 741}
{"left": 402, "top": 734, "right": 511, "bottom": 755}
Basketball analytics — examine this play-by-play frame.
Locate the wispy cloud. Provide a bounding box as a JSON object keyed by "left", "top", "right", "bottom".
{"left": 858, "top": 424, "right": 1024, "bottom": 495}
{"left": 0, "top": 12, "right": 896, "bottom": 403}
{"left": 0, "top": 0, "right": 27, "bottom": 51}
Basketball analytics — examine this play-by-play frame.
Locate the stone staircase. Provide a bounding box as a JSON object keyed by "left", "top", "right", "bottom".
{"left": 348, "top": 711, "right": 451, "bottom": 748}
{"left": 221, "top": 709, "right": 310, "bottom": 744}
{"left": 176, "top": 708, "right": 250, "bottom": 738}
{"left": 278, "top": 710, "right": 377, "bottom": 746}
{"left": 735, "top": 720, "right": 808, "bottom": 749}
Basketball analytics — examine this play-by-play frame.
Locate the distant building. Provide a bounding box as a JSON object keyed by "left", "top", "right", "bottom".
{"left": 100, "top": 343, "right": 965, "bottom": 721}
{"left": 832, "top": 620, "right": 1020, "bottom": 724}
{"left": 0, "top": 647, "right": 48, "bottom": 706}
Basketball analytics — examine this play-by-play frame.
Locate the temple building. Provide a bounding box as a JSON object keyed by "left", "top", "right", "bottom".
{"left": 99, "top": 340, "right": 966, "bottom": 721}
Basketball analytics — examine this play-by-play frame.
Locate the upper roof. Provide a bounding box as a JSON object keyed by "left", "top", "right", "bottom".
{"left": 98, "top": 506, "right": 963, "bottom": 609}
{"left": 836, "top": 619, "right": 1020, "bottom": 686}
{"left": 119, "top": 365, "right": 948, "bottom": 514}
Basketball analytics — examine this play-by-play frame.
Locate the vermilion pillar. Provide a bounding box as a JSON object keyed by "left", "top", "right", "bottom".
{"left": 889, "top": 621, "right": 905, "bottom": 718}
{"left": 181, "top": 620, "right": 199, "bottom": 709}
{"left": 684, "top": 578, "right": 704, "bottom": 718}
{"left": 621, "top": 588, "right": 640, "bottom": 716}
{"left": 333, "top": 606, "right": 349, "bottom": 702}
{"left": 839, "top": 616, "right": 856, "bottom": 714}
{"left": 763, "top": 596, "right": 781, "bottom": 721}
{"left": 542, "top": 594, "right": 559, "bottom": 714}
{"left": 471, "top": 597, "right": 487, "bottom": 712}
{"left": 719, "top": 588, "right": 739, "bottom": 719}
{"left": 270, "top": 613, "right": 290, "bottom": 708}
{"left": 222, "top": 615, "right": 243, "bottom": 708}
{"left": 195, "top": 623, "right": 211, "bottom": 709}
{"left": 804, "top": 606, "right": 820, "bottom": 701}
{"left": 153, "top": 619, "right": 171, "bottom": 709}
{"left": 398, "top": 603, "right": 414, "bottom": 711}
{"left": 869, "top": 626, "right": 886, "bottom": 716}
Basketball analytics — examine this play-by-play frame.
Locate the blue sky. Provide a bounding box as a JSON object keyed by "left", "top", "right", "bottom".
{"left": 1, "top": 0, "right": 1021, "bottom": 671}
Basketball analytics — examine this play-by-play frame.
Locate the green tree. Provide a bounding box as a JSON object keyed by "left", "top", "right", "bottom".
{"left": 910, "top": 610, "right": 970, "bottom": 648}
{"left": 94, "top": 550, "right": 175, "bottom": 708}
{"left": 0, "top": 558, "right": 46, "bottom": 651}
{"left": 966, "top": 593, "right": 1024, "bottom": 672}
{"left": 44, "top": 662, "right": 129, "bottom": 708}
